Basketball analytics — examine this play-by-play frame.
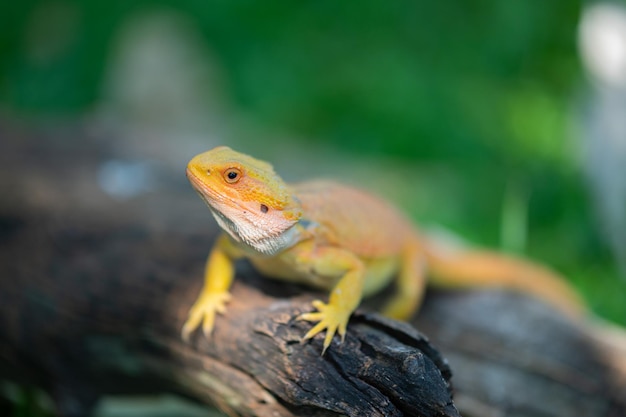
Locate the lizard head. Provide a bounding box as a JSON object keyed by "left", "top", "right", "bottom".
{"left": 186, "top": 146, "right": 303, "bottom": 255}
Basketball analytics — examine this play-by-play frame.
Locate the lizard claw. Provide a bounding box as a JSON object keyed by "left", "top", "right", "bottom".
{"left": 298, "top": 299, "right": 350, "bottom": 354}
{"left": 182, "top": 291, "right": 231, "bottom": 342}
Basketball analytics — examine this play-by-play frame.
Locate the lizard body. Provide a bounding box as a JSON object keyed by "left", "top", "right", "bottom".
{"left": 182, "top": 146, "right": 584, "bottom": 352}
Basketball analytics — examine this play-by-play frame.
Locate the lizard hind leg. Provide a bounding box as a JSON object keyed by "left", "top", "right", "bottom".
{"left": 380, "top": 240, "right": 427, "bottom": 321}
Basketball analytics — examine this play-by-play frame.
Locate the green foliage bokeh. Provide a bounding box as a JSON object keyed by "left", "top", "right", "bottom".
{"left": 0, "top": 0, "right": 624, "bottom": 323}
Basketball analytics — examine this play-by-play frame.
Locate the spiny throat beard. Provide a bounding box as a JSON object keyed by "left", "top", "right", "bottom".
{"left": 207, "top": 204, "right": 300, "bottom": 256}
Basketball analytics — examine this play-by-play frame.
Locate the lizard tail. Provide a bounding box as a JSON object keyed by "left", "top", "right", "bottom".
{"left": 421, "top": 237, "right": 586, "bottom": 318}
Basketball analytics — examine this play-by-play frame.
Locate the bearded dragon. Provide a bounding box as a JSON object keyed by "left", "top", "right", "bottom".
{"left": 181, "top": 146, "right": 584, "bottom": 352}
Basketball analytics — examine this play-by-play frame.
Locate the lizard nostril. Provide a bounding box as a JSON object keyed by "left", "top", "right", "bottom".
{"left": 260, "top": 204, "right": 269, "bottom": 213}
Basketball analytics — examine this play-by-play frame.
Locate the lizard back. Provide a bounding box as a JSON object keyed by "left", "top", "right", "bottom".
{"left": 292, "top": 180, "right": 415, "bottom": 259}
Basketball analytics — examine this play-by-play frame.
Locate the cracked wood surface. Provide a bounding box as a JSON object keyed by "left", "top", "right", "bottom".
{"left": 0, "top": 127, "right": 625, "bottom": 417}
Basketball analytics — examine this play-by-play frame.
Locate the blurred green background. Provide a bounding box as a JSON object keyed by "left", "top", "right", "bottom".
{"left": 3, "top": 1, "right": 626, "bottom": 415}
{"left": 0, "top": 0, "right": 624, "bottom": 324}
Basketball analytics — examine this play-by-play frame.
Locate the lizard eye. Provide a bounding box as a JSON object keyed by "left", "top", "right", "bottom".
{"left": 223, "top": 168, "right": 241, "bottom": 184}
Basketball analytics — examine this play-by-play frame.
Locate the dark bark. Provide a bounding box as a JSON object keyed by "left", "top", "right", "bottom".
{"left": 0, "top": 209, "right": 457, "bottom": 417}
{"left": 0, "top": 128, "right": 624, "bottom": 417}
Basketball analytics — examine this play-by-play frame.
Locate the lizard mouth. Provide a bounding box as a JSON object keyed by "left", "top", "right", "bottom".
{"left": 186, "top": 168, "right": 225, "bottom": 204}
{"left": 186, "top": 166, "right": 303, "bottom": 255}
{"left": 185, "top": 167, "right": 206, "bottom": 190}
{"left": 186, "top": 166, "right": 254, "bottom": 217}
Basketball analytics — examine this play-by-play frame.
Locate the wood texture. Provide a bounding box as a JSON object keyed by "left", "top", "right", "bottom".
{"left": 0, "top": 208, "right": 458, "bottom": 417}
{"left": 0, "top": 129, "right": 625, "bottom": 417}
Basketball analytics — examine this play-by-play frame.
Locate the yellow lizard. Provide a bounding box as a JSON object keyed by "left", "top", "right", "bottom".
{"left": 181, "top": 146, "right": 584, "bottom": 352}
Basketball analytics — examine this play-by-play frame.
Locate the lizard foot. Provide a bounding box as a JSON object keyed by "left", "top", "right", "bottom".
{"left": 181, "top": 291, "right": 231, "bottom": 342}
{"left": 298, "top": 299, "right": 351, "bottom": 354}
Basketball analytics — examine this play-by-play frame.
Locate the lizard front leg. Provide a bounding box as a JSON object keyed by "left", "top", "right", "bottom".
{"left": 291, "top": 245, "right": 365, "bottom": 353}
{"left": 182, "top": 234, "right": 242, "bottom": 341}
